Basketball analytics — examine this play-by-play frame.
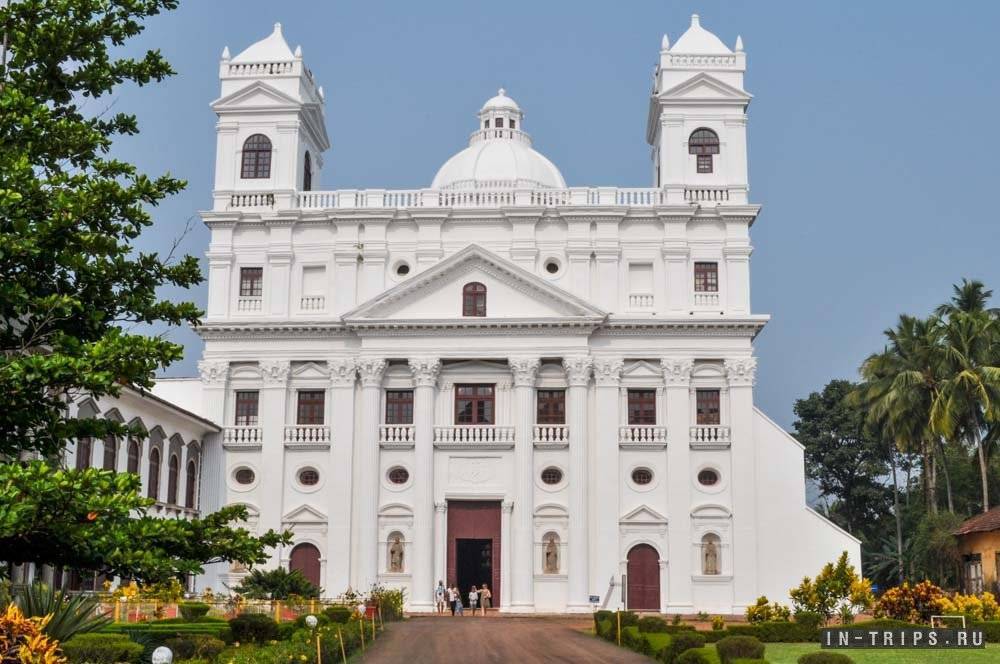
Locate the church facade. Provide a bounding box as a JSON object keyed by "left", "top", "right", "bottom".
{"left": 156, "top": 15, "right": 859, "bottom": 613}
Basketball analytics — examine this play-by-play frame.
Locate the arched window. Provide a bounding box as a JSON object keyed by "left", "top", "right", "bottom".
{"left": 303, "top": 151, "right": 312, "bottom": 191}
{"left": 147, "top": 448, "right": 160, "bottom": 500}
{"left": 75, "top": 438, "right": 92, "bottom": 470}
{"left": 462, "top": 282, "right": 487, "bottom": 317}
{"left": 127, "top": 438, "right": 140, "bottom": 474}
{"left": 240, "top": 134, "right": 272, "bottom": 179}
{"left": 688, "top": 128, "right": 720, "bottom": 173}
{"left": 167, "top": 454, "right": 179, "bottom": 504}
{"left": 701, "top": 533, "right": 721, "bottom": 575}
{"left": 102, "top": 436, "right": 117, "bottom": 471}
{"left": 185, "top": 459, "right": 198, "bottom": 508}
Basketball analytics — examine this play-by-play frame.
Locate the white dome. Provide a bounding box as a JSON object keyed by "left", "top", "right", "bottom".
{"left": 432, "top": 90, "right": 565, "bottom": 190}
{"left": 671, "top": 14, "right": 732, "bottom": 54}
{"left": 232, "top": 23, "right": 295, "bottom": 63}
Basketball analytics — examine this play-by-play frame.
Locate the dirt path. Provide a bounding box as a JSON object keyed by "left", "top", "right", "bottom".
{"left": 363, "top": 616, "right": 650, "bottom": 663}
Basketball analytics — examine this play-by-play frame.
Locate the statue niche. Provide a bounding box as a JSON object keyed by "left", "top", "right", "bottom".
{"left": 388, "top": 534, "right": 404, "bottom": 573}
{"left": 543, "top": 533, "right": 560, "bottom": 574}
{"left": 702, "top": 533, "right": 720, "bottom": 575}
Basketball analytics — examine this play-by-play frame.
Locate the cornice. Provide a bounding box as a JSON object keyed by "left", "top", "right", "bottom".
{"left": 600, "top": 316, "right": 769, "bottom": 339}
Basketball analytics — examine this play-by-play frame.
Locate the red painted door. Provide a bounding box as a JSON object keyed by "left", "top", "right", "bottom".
{"left": 446, "top": 501, "right": 501, "bottom": 603}
{"left": 289, "top": 543, "right": 321, "bottom": 588}
{"left": 626, "top": 544, "right": 660, "bottom": 611}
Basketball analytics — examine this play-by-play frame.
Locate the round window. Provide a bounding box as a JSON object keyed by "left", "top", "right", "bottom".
{"left": 545, "top": 260, "right": 560, "bottom": 274}
{"left": 395, "top": 263, "right": 410, "bottom": 277}
{"left": 698, "top": 469, "right": 720, "bottom": 486}
{"left": 298, "top": 468, "right": 320, "bottom": 486}
{"left": 631, "top": 468, "right": 653, "bottom": 485}
{"left": 234, "top": 468, "right": 255, "bottom": 485}
{"left": 388, "top": 467, "right": 410, "bottom": 485}
{"left": 540, "top": 467, "right": 563, "bottom": 485}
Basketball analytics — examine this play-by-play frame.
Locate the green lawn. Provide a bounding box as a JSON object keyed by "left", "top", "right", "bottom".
{"left": 763, "top": 643, "right": 1000, "bottom": 663}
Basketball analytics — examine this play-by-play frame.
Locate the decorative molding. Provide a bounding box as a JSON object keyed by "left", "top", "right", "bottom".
{"left": 198, "top": 360, "right": 229, "bottom": 386}
{"left": 259, "top": 360, "right": 290, "bottom": 385}
{"left": 508, "top": 356, "right": 541, "bottom": 387}
{"left": 327, "top": 358, "right": 357, "bottom": 387}
{"left": 562, "top": 355, "right": 593, "bottom": 387}
{"left": 502, "top": 501, "right": 515, "bottom": 514}
{"left": 593, "top": 357, "right": 624, "bottom": 386}
{"left": 661, "top": 358, "right": 694, "bottom": 386}
{"left": 434, "top": 501, "right": 448, "bottom": 514}
{"left": 358, "top": 358, "right": 388, "bottom": 387}
{"left": 724, "top": 357, "right": 757, "bottom": 387}
{"left": 408, "top": 357, "right": 442, "bottom": 387}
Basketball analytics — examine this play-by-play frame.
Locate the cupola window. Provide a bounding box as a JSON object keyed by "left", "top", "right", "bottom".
{"left": 484, "top": 119, "right": 490, "bottom": 129}
{"left": 241, "top": 134, "right": 272, "bottom": 179}
{"left": 509, "top": 119, "right": 516, "bottom": 130}
{"left": 688, "top": 128, "right": 719, "bottom": 173}
{"left": 303, "top": 151, "right": 312, "bottom": 191}
{"left": 495, "top": 117, "right": 504, "bottom": 129}
{"left": 462, "top": 282, "right": 487, "bottom": 317}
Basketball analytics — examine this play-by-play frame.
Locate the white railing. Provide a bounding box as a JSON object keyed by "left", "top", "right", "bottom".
{"left": 533, "top": 424, "right": 570, "bottom": 448}
{"left": 665, "top": 53, "right": 738, "bottom": 68}
{"left": 684, "top": 187, "right": 730, "bottom": 203}
{"left": 300, "top": 295, "right": 325, "bottom": 311}
{"left": 690, "top": 425, "right": 731, "bottom": 447}
{"left": 283, "top": 425, "right": 330, "bottom": 446}
{"left": 227, "top": 61, "right": 296, "bottom": 77}
{"left": 468, "top": 128, "right": 534, "bottom": 146}
{"left": 693, "top": 292, "right": 720, "bottom": 307}
{"left": 223, "top": 426, "right": 263, "bottom": 446}
{"left": 237, "top": 297, "right": 262, "bottom": 312}
{"left": 438, "top": 189, "right": 516, "bottom": 208}
{"left": 629, "top": 293, "right": 655, "bottom": 310}
{"left": 297, "top": 191, "right": 337, "bottom": 209}
{"left": 617, "top": 188, "right": 665, "bottom": 206}
{"left": 380, "top": 425, "right": 416, "bottom": 447}
{"left": 229, "top": 192, "right": 274, "bottom": 208}
{"left": 433, "top": 425, "right": 515, "bottom": 447}
{"left": 618, "top": 425, "right": 668, "bottom": 447}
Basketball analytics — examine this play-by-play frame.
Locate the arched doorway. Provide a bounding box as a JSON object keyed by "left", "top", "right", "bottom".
{"left": 289, "top": 543, "right": 321, "bottom": 589}
{"left": 626, "top": 544, "right": 660, "bottom": 611}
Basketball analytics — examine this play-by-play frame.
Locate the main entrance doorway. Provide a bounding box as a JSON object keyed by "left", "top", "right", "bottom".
{"left": 626, "top": 543, "right": 661, "bottom": 611}
{"left": 447, "top": 501, "right": 500, "bottom": 607}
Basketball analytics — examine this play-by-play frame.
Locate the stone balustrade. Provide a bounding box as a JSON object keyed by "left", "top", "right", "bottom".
{"left": 690, "top": 425, "right": 732, "bottom": 449}
{"left": 236, "top": 297, "right": 262, "bottom": 312}
{"left": 380, "top": 424, "right": 416, "bottom": 449}
{"left": 533, "top": 424, "right": 570, "bottom": 449}
{"left": 693, "top": 292, "right": 720, "bottom": 307}
{"left": 629, "top": 293, "right": 655, "bottom": 310}
{"left": 283, "top": 425, "right": 331, "bottom": 448}
{"left": 223, "top": 426, "right": 263, "bottom": 449}
{"left": 618, "top": 425, "right": 668, "bottom": 449}
{"left": 300, "top": 295, "right": 325, "bottom": 311}
{"left": 433, "top": 425, "right": 515, "bottom": 449}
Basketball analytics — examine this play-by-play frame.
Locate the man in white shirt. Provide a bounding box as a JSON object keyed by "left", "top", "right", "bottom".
{"left": 435, "top": 580, "right": 447, "bottom": 613}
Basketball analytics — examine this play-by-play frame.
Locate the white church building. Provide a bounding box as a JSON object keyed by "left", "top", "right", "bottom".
{"left": 85, "top": 15, "right": 858, "bottom": 614}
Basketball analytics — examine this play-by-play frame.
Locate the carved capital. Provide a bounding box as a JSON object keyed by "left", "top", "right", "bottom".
{"left": 327, "top": 358, "right": 357, "bottom": 387}
{"left": 661, "top": 358, "right": 694, "bottom": 386}
{"left": 508, "top": 356, "right": 540, "bottom": 387}
{"left": 434, "top": 501, "right": 448, "bottom": 514}
{"left": 562, "top": 355, "right": 593, "bottom": 387}
{"left": 501, "top": 501, "right": 515, "bottom": 514}
{"left": 259, "top": 360, "right": 290, "bottom": 385}
{"left": 593, "top": 357, "right": 624, "bottom": 387}
{"left": 358, "top": 358, "right": 388, "bottom": 387}
{"left": 724, "top": 357, "right": 757, "bottom": 387}
{"left": 408, "top": 357, "right": 442, "bottom": 388}
{"left": 197, "top": 360, "right": 229, "bottom": 386}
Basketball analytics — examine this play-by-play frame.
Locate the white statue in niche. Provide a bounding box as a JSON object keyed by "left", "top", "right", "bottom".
{"left": 543, "top": 535, "right": 559, "bottom": 574}
{"left": 702, "top": 534, "right": 720, "bottom": 575}
{"left": 388, "top": 535, "right": 404, "bottom": 572}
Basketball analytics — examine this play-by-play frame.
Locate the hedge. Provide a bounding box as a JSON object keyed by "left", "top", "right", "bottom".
{"left": 162, "top": 635, "right": 226, "bottom": 661}
{"left": 675, "top": 649, "right": 714, "bottom": 664}
{"left": 178, "top": 602, "right": 211, "bottom": 621}
{"left": 971, "top": 621, "right": 1000, "bottom": 642}
{"left": 640, "top": 615, "right": 670, "bottom": 633}
{"left": 725, "top": 621, "right": 818, "bottom": 643}
{"left": 105, "top": 622, "right": 233, "bottom": 647}
{"left": 716, "top": 635, "right": 765, "bottom": 664}
{"left": 61, "top": 633, "right": 144, "bottom": 664}
{"left": 229, "top": 613, "right": 279, "bottom": 643}
{"left": 797, "top": 653, "right": 854, "bottom": 664}
{"left": 660, "top": 631, "right": 706, "bottom": 664}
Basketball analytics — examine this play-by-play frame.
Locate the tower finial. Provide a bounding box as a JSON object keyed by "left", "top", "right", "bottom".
{"left": 294, "top": 44, "right": 302, "bottom": 58}
{"left": 661, "top": 33, "right": 669, "bottom": 50}
{"left": 498, "top": 87, "right": 506, "bottom": 96}
{"left": 691, "top": 14, "right": 700, "bottom": 27}
{"left": 735, "top": 35, "right": 744, "bottom": 52}
{"left": 274, "top": 22, "right": 282, "bottom": 35}
{"left": 221, "top": 46, "right": 230, "bottom": 60}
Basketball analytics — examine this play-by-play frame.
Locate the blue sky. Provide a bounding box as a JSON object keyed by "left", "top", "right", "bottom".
{"left": 117, "top": 1, "right": 1000, "bottom": 430}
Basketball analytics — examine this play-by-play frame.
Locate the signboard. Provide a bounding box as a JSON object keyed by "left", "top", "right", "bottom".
{"left": 589, "top": 595, "right": 600, "bottom": 604}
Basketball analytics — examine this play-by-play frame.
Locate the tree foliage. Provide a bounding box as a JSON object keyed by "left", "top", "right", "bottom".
{"left": 231, "top": 568, "right": 321, "bottom": 600}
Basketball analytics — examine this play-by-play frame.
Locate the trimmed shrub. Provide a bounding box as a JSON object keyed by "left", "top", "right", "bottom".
{"left": 163, "top": 635, "right": 226, "bottom": 661}
{"left": 61, "top": 633, "right": 144, "bottom": 664}
{"left": 675, "top": 649, "right": 713, "bottom": 664}
{"left": 732, "top": 660, "right": 770, "bottom": 664}
{"left": 621, "top": 625, "right": 653, "bottom": 655}
{"left": 729, "top": 621, "right": 818, "bottom": 642}
{"left": 153, "top": 616, "right": 227, "bottom": 624}
{"left": 660, "top": 631, "right": 706, "bottom": 664}
{"left": 597, "top": 618, "right": 613, "bottom": 641}
{"left": 106, "top": 622, "right": 233, "bottom": 649}
{"left": 716, "top": 635, "right": 765, "bottom": 664}
{"left": 323, "top": 605, "right": 354, "bottom": 624}
{"left": 228, "top": 613, "right": 279, "bottom": 644}
{"left": 971, "top": 621, "right": 1000, "bottom": 643}
{"left": 797, "top": 653, "right": 855, "bottom": 664}
{"left": 794, "top": 612, "right": 824, "bottom": 630}
{"left": 618, "top": 610, "right": 640, "bottom": 627}
{"left": 276, "top": 621, "right": 298, "bottom": 640}
{"left": 178, "top": 602, "right": 211, "bottom": 621}
{"left": 640, "top": 616, "right": 670, "bottom": 633}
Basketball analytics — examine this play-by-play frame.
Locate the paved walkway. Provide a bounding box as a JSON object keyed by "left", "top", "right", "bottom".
{"left": 363, "top": 616, "right": 650, "bottom": 663}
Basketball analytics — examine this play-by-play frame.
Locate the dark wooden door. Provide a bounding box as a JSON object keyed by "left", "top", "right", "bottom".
{"left": 626, "top": 544, "right": 660, "bottom": 611}
{"left": 447, "top": 501, "right": 500, "bottom": 603}
{"left": 289, "top": 543, "right": 321, "bottom": 588}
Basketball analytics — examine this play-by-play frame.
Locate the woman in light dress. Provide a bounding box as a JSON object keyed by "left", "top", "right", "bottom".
{"left": 479, "top": 583, "right": 492, "bottom": 614}
{"left": 468, "top": 585, "right": 479, "bottom": 616}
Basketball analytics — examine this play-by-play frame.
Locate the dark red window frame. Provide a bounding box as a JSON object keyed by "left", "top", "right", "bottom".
{"left": 462, "top": 282, "right": 487, "bottom": 317}
{"left": 102, "top": 435, "right": 117, "bottom": 470}
{"left": 167, "top": 454, "right": 180, "bottom": 504}
{"left": 455, "top": 384, "right": 495, "bottom": 425}
{"left": 697, "top": 154, "right": 713, "bottom": 173}
{"left": 185, "top": 460, "right": 198, "bottom": 508}
{"left": 694, "top": 262, "right": 718, "bottom": 293}
{"left": 536, "top": 389, "right": 566, "bottom": 425}
{"left": 234, "top": 390, "right": 259, "bottom": 426}
{"left": 303, "top": 151, "right": 312, "bottom": 191}
{"left": 241, "top": 134, "right": 272, "bottom": 179}
{"left": 127, "top": 438, "right": 140, "bottom": 474}
{"left": 385, "top": 390, "right": 414, "bottom": 425}
{"left": 239, "top": 267, "right": 263, "bottom": 297}
{"left": 75, "top": 437, "right": 92, "bottom": 470}
{"left": 696, "top": 389, "right": 721, "bottom": 425}
{"left": 689, "top": 128, "right": 719, "bottom": 174}
{"left": 148, "top": 448, "right": 160, "bottom": 500}
{"left": 296, "top": 390, "right": 325, "bottom": 425}
{"left": 627, "top": 389, "right": 657, "bottom": 426}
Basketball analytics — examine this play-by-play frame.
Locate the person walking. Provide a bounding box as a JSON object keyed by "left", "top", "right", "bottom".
{"left": 435, "top": 580, "right": 447, "bottom": 614}
{"left": 468, "top": 585, "right": 479, "bottom": 616}
{"left": 447, "top": 584, "right": 456, "bottom": 616}
{"left": 479, "top": 583, "right": 492, "bottom": 614}
{"left": 453, "top": 586, "right": 464, "bottom": 616}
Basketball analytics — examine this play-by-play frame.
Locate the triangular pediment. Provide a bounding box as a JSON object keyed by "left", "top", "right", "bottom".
{"left": 211, "top": 80, "right": 301, "bottom": 112}
{"left": 622, "top": 360, "right": 663, "bottom": 380}
{"left": 659, "top": 72, "right": 751, "bottom": 102}
{"left": 344, "top": 244, "right": 606, "bottom": 325}
{"left": 290, "top": 361, "right": 329, "bottom": 380}
{"left": 620, "top": 505, "right": 669, "bottom": 526}
{"left": 282, "top": 504, "right": 327, "bottom": 524}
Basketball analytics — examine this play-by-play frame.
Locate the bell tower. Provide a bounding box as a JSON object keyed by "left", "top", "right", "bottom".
{"left": 647, "top": 15, "right": 750, "bottom": 204}
{"left": 210, "top": 23, "right": 330, "bottom": 210}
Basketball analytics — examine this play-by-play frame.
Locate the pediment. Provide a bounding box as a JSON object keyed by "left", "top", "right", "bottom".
{"left": 691, "top": 504, "right": 732, "bottom": 519}
{"left": 620, "top": 505, "right": 669, "bottom": 526}
{"left": 534, "top": 503, "right": 569, "bottom": 519}
{"left": 659, "top": 72, "right": 751, "bottom": 102}
{"left": 343, "top": 244, "right": 606, "bottom": 324}
{"left": 622, "top": 360, "right": 663, "bottom": 380}
{"left": 211, "top": 80, "right": 301, "bottom": 111}
{"left": 378, "top": 503, "right": 414, "bottom": 517}
{"left": 283, "top": 504, "right": 327, "bottom": 524}
{"left": 290, "top": 361, "right": 329, "bottom": 380}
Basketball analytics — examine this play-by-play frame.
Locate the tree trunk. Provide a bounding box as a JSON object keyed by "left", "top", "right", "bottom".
{"left": 976, "top": 437, "right": 990, "bottom": 513}
{"left": 936, "top": 439, "right": 955, "bottom": 513}
{"left": 905, "top": 457, "right": 911, "bottom": 507}
{"left": 923, "top": 443, "right": 938, "bottom": 515}
{"left": 890, "top": 449, "right": 904, "bottom": 584}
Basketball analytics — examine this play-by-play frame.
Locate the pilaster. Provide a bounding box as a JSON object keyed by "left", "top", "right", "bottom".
{"left": 327, "top": 358, "right": 357, "bottom": 593}
{"left": 663, "top": 357, "right": 694, "bottom": 612}
{"left": 725, "top": 357, "right": 758, "bottom": 610}
{"left": 258, "top": 359, "right": 290, "bottom": 564}
{"left": 509, "top": 356, "right": 540, "bottom": 611}
{"left": 500, "top": 500, "right": 514, "bottom": 611}
{"left": 563, "top": 355, "right": 592, "bottom": 611}
{"left": 354, "top": 357, "right": 386, "bottom": 590}
{"left": 592, "top": 356, "right": 623, "bottom": 605}
{"left": 409, "top": 356, "right": 441, "bottom": 611}
{"left": 434, "top": 501, "right": 448, "bottom": 591}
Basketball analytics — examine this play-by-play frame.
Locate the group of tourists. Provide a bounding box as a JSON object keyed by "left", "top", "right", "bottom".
{"left": 435, "top": 580, "right": 492, "bottom": 616}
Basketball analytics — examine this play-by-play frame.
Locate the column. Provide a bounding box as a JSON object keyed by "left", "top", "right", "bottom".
{"left": 434, "top": 501, "right": 448, "bottom": 588}
{"left": 592, "top": 357, "right": 623, "bottom": 607}
{"left": 500, "top": 500, "right": 514, "bottom": 610}
{"left": 726, "top": 357, "right": 758, "bottom": 610}
{"left": 563, "top": 355, "right": 592, "bottom": 611}
{"left": 409, "top": 357, "right": 441, "bottom": 611}
{"left": 663, "top": 358, "right": 694, "bottom": 612}
{"left": 258, "top": 360, "right": 290, "bottom": 567}
{"left": 327, "top": 358, "right": 357, "bottom": 594}
{"left": 509, "top": 356, "right": 540, "bottom": 612}
{"left": 197, "top": 360, "right": 229, "bottom": 518}
{"left": 354, "top": 358, "right": 386, "bottom": 590}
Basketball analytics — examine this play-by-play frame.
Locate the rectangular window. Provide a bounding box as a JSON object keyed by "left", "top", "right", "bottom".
{"left": 509, "top": 119, "right": 516, "bottom": 130}
{"left": 385, "top": 390, "right": 414, "bottom": 425}
{"left": 694, "top": 262, "right": 718, "bottom": 293}
{"left": 495, "top": 117, "right": 504, "bottom": 128}
{"left": 239, "top": 267, "right": 263, "bottom": 297}
{"left": 627, "top": 389, "right": 657, "bottom": 426}
{"left": 696, "top": 389, "right": 721, "bottom": 425}
{"left": 697, "top": 154, "right": 713, "bottom": 173}
{"left": 296, "top": 390, "right": 325, "bottom": 425}
{"left": 234, "top": 390, "right": 259, "bottom": 426}
{"left": 964, "top": 554, "right": 984, "bottom": 594}
{"left": 455, "top": 384, "right": 495, "bottom": 425}
{"left": 536, "top": 390, "right": 566, "bottom": 425}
